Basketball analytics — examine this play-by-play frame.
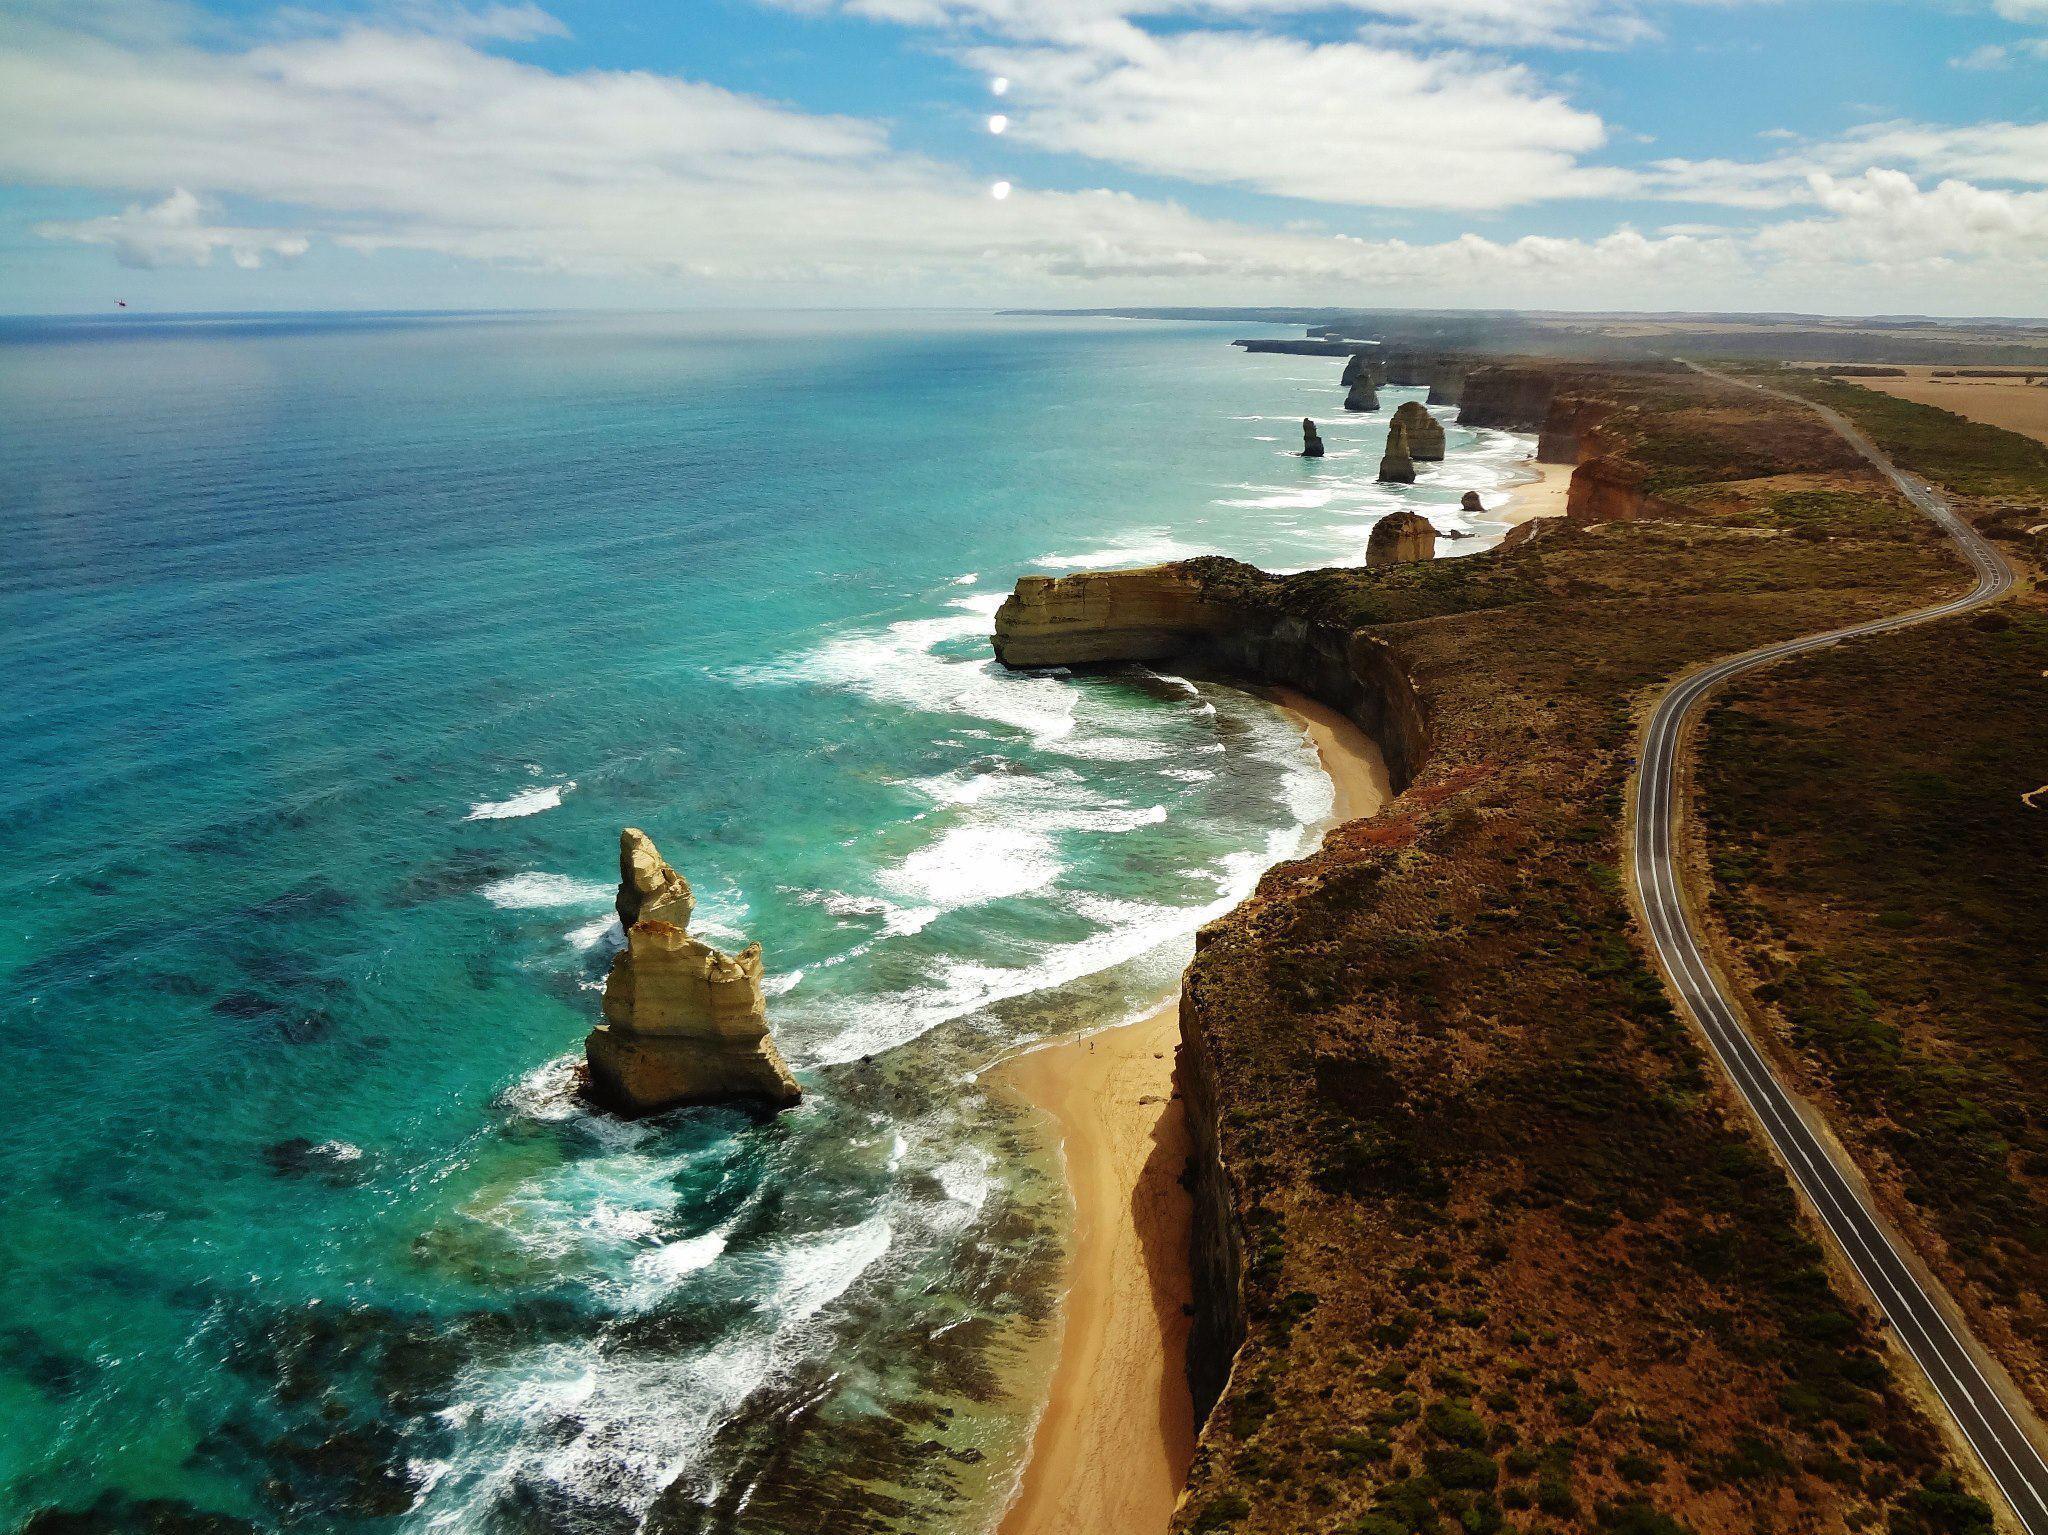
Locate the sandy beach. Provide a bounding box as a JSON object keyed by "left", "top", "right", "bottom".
{"left": 1496, "top": 456, "right": 1573, "bottom": 526}
{"left": 993, "top": 692, "right": 1389, "bottom": 1535}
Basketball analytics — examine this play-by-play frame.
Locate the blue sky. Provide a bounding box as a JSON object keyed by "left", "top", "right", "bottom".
{"left": 2, "top": 0, "right": 2045, "bottom": 314}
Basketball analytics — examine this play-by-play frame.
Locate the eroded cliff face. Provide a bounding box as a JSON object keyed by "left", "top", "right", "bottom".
{"left": 990, "top": 567, "right": 1245, "bottom": 669}
{"left": 991, "top": 562, "right": 1430, "bottom": 807}
{"left": 1456, "top": 365, "right": 1560, "bottom": 431}
{"left": 1535, "top": 394, "right": 1613, "bottom": 465}
{"left": 1566, "top": 456, "right": 1672, "bottom": 524}
{"left": 585, "top": 830, "right": 801, "bottom": 1117}
{"left": 990, "top": 556, "right": 1437, "bottom": 1429}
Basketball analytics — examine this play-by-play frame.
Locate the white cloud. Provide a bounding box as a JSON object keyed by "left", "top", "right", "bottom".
{"left": 968, "top": 29, "right": 1628, "bottom": 210}
{"left": 1756, "top": 168, "right": 2048, "bottom": 266}
{"left": 774, "top": 0, "right": 1664, "bottom": 50}
{"left": 3, "top": 3, "right": 2046, "bottom": 312}
{"left": 35, "top": 188, "right": 309, "bottom": 268}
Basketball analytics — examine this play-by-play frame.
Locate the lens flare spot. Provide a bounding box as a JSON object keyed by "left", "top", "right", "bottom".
{"left": 990, "top": 76, "right": 1010, "bottom": 96}
{"left": 987, "top": 114, "right": 1009, "bottom": 135}
{"left": 989, "top": 180, "right": 1012, "bottom": 201}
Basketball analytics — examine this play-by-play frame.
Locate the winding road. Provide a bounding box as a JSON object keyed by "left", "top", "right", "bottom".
{"left": 1629, "top": 368, "right": 2046, "bottom": 1530}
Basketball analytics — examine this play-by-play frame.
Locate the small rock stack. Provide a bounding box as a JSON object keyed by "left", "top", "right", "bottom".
{"left": 1367, "top": 511, "right": 1439, "bottom": 569}
{"left": 1301, "top": 418, "right": 1325, "bottom": 457}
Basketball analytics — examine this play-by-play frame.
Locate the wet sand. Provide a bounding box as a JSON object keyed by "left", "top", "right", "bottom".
{"left": 1496, "top": 456, "right": 1572, "bottom": 525}
{"left": 993, "top": 694, "right": 1388, "bottom": 1535}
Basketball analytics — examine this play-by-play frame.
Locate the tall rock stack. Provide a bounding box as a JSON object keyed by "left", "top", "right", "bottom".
{"left": 1344, "top": 379, "right": 1379, "bottom": 413}
{"left": 1341, "top": 352, "right": 1384, "bottom": 388}
{"left": 1301, "top": 418, "right": 1325, "bottom": 457}
{"left": 1378, "top": 421, "right": 1417, "bottom": 484}
{"left": 584, "top": 829, "right": 801, "bottom": 1117}
{"left": 1390, "top": 400, "right": 1446, "bottom": 461}
{"left": 1366, "top": 511, "right": 1438, "bottom": 569}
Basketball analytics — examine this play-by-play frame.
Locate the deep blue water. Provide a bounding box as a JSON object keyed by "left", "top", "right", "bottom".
{"left": 0, "top": 311, "right": 1538, "bottom": 1533}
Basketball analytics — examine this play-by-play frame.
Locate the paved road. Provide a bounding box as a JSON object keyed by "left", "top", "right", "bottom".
{"left": 1631, "top": 367, "right": 2046, "bottom": 1530}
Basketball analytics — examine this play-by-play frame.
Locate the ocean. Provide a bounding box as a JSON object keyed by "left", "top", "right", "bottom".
{"left": 0, "top": 311, "right": 1538, "bottom": 1533}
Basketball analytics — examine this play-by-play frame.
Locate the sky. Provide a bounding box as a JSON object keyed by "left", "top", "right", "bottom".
{"left": 1, "top": 0, "right": 2046, "bottom": 314}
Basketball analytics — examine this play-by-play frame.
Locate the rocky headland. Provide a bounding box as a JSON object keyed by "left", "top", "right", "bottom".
{"left": 990, "top": 361, "right": 2011, "bottom": 1535}
{"left": 583, "top": 828, "right": 801, "bottom": 1117}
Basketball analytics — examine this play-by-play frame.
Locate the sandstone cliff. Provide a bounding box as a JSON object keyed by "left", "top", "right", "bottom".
{"left": 1365, "top": 510, "right": 1437, "bottom": 568}
{"left": 1389, "top": 400, "right": 1445, "bottom": 462}
{"left": 585, "top": 830, "right": 801, "bottom": 1117}
{"left": 1377, "top": 420, "right": 1416, "bottom": 483}
{"left": 1536, "top": 394, "right": 1613, "bottom": 465}
{"left": 992, "top": 559, "right": 1429, "bottom": 788}
{"left": 1566, "top": 456, "right": 1668, "bottom": 524}
{"left": 1457, "top": 365, "right": 1561, "bottom": 431}
{"left": 1301, "top": 418, "right": 1324, "bottom": 458}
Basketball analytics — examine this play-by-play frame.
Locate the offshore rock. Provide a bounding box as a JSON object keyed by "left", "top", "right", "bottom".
{"left": 585, "top": 832, "right": 800, "bottom": 1117}
{"left": 1301, "top": 418, "right": 1325, "bottom": 457}
{"left": 1341, "top": 352, "right": 1384, "bottom": 388}
{"left": 1390, "top": 401, "right": 1445, "bottom": 461}
{"left": 1460, "top": 491, "right": 1485, "bottom": 513}
{"left": 1366, "top": 511, "right": 1437, "bottom": 569}
{"left": 1343, "top": 380, "right": 1379, "bottom": 413}
{"left": 616, "top": 827, "right": 694, "bottom": 930}
{"left": 1378, "top": 421, "right": 1417, "bottom": 484}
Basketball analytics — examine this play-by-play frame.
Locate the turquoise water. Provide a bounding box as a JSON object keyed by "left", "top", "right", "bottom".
{"left": 0, "top": 312, "right": 1537, "bottom": 1533}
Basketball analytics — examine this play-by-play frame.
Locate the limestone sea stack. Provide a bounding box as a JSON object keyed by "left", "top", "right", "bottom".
{"left": 1378, "top": 421, "right": 1417, "bottom": 484}
{"left": 1366, "top": 511, "right": 1438, "bottom": 569}
{"left": 1390, "top": 400, "right": 1445, "bottom": 461}
{"left": 1340, "top": 352, "right": 1384, "bottom": 388}
{"left": 1343, "top": 380, "right": 1379, "bottom": 413}
{"left": 1461, "top": 491, "right": 1485, "bottom": 513}
{"left": 584, "top": 829, "right": 801, "bottom": 1118}
{"left": 1301, "top": 418, "right": 1325, "bottom": 457}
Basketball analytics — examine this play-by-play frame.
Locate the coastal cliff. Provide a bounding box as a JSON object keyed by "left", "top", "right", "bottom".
{"left": 993, "top": 362, "right": 2005, "bottom": 1535}
{"left": 993, "top": 560, "right": 1429, "bottom": 788}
